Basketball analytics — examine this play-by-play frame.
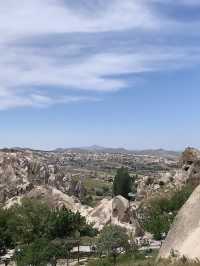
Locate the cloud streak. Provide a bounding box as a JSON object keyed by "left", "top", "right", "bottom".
{"left": 0, "top": 91, "right": 99, "bottom": 110}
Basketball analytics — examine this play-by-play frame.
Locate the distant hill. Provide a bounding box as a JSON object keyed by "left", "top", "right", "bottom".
{"left": 131, "top": 149, "right": 181, "bottom": 158}
{"left": 1, "top": 146, "right": 181, "bottom": 158}
{"left": 54, "top": 146, "right": 181, "bottom": 158}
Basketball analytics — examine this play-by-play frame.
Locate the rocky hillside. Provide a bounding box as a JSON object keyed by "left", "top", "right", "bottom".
{"left": 0, "top": 147, "right": 197, "bottom": 237}
{"left": 0, "top": 149, "right": 70, "bottom": 203}
{"left": 0, "top": 147, "right": 180, "bottom": 204}
{"left": 4, "top": 185, "right": 141, "bottom": 234}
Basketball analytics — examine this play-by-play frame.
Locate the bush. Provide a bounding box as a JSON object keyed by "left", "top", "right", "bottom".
{"left": 95, "top": 188, "right": 104, "bottom": 197}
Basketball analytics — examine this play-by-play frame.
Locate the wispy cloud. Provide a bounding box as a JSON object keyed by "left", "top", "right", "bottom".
{"left": 0, "top": 0, "right": 159, "bottom": 40}
{"left": 0, "top": 91, "right": 99, "bottom": 110}
{"left": 150, "top": 0, "right": 200, "bottom": 6}
{"left": 0, "top": 0, "right": 200, "bottom": 109}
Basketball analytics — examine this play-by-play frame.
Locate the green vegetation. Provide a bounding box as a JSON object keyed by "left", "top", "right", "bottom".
{"left": 0, "top": 199, "right": 97, "bottom": 265}
{"left": 113, "top": 167, "right": 135, "bottom": 199}
{"left": 72, "top": 176, "right": 112, "bottom": 206}
{"left": 94, "top": 225, "right": 131, "bottom": 266}
{"left": 0, "top": 208, "right": 13, "bottom": 253}
{"left": 15, "top": 238, "right": 67, "bottom": 266}
{"left": 87, "top": 253, "right": 146, "bottom": 266}
{"left": 87, "top": 253, "right": 200, "bottom": 266}
{"left": 96, "top": 225, "right": 129, "bottom": 256}
{"left": 139, "top": 185, "right": 194, "bottom": 240}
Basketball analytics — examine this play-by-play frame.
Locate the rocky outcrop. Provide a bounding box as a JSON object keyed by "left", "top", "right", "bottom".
{"left": 158, "top": 184, "right": 200, "bottom": 259}
{"left": 0, "top": 150, "right": 70, "bottom": 203}
{"left": 179, "top": 147, "right": 200, "bottom": 186}
{"left": 85, "top": 195, "right": 143, "bottom": 234}
{"left": 181, "top": 147, "right": 200, "bottom": 165}
{"left": 112, "top": 195, "right": 130, "bottom": 222}
{"left": 4, "top": 186, "right": 79, "bottom": 210}
{"left": 68, "top": 178, "right": 87, "bottom": 201}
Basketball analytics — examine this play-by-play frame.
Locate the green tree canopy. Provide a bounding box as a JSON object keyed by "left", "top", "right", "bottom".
{"left": 113, "top": 167, "right": 134, "bottom": 199}
{"left": 15, "top": 238, "right": 67, "bottom": 266}
{"left": 0, "top": 208, "right": 13, "bottom": 252}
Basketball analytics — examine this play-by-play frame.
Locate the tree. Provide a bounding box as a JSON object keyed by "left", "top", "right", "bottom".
{"left": 96, "top": 225, "right": 129, "bottom": 261}
{"left": 113, "top": 167, "right": 133, "bottom": 199}
{"left": 45, "top": 208, "right": 86, "bottom": 240}
{"left": 15, "top": 238, "right": 68, "bottom": 266}
{"left": 7, "top": 199, "right": 51, "bottom": 245}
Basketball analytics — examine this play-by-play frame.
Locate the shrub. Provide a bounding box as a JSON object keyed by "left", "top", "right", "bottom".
{"left": 95, "top": 188, "right": 104, "bottom": 197}
{"left": 139, "top": 185, "right": 194, "bottom": 240}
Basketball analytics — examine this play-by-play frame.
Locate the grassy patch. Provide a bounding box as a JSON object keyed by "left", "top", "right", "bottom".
{"left": 87, "top": 255, "right": 200, "bottom": 266}
{"left": 87, "top": 253, "right": 149, "bottom": 266}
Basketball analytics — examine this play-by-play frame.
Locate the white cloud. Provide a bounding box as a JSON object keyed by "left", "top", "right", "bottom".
{"left": 0, "top": 0, "right": 159, "bottom": 43}
{"left": 0, "top": 0, "right": 200, "bottom": 109}
{"left": 1, "top": 44, "right": 199, "bottom": 99}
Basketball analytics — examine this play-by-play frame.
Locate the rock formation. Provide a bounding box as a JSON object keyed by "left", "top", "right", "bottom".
{"left": 181, "top": 147, "right": 200, "bottom": 165}
{"left": 0, "top": 149, "right": 70, "bottom": 203}
{"left": 180, "top": 147, "right": 200, "bottom": 186}
{"left": 85, "top": 195, "right": 143, "bottom": 234}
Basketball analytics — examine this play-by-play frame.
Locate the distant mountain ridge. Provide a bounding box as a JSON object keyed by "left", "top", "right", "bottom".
{"left": 0, "top": 146, "right": 181, "bottom": 158}
{"left": 54, "top": 146, "right": 181, "bottom": 158}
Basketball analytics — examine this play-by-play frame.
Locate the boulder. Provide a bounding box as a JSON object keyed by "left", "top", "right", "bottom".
{"left": 112, "top": 195, "right": 129, "bottom": 222}
{"left": 86, "top": 195, "right": 142, "bottom": 234}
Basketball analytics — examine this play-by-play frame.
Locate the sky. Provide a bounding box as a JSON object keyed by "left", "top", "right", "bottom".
{"left": 1, "top": 0, "right": 200, "bottom": 150}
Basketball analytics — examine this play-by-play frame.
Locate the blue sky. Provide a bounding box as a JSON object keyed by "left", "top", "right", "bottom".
{"left": 1, "top": 0, "right": 200, "bottom": 150}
